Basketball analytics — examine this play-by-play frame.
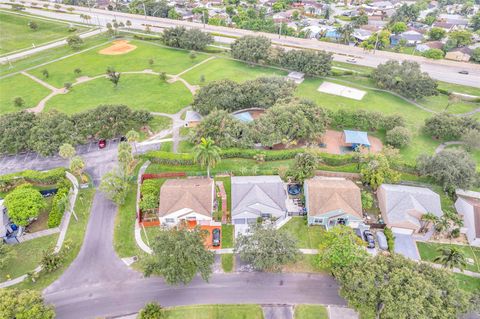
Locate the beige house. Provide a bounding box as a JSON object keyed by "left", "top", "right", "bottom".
{"left": 377, "top": 184, "right": 443, "bottom": 234}
{"left": 305, "top": 177, "right": 364, "bottom": 229}
{"left": 445, "top": 47, "right": 472, "bottom": 62}
{"left": 158, "top": 178, "right": 215, "bottom": 226}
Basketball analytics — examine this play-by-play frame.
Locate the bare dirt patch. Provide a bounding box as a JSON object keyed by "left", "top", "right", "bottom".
{"left": 99, "top": 40, "right": 137, "bottom": 55}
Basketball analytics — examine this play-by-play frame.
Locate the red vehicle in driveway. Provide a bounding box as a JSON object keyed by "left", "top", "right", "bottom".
{"left": 98, "top": 139, "right": 107, "bottom": 149}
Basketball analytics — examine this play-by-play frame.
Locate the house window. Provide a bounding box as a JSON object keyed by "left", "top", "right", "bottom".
{"left": 261, "top": 213, "right": 271, "bottom": 219}
{"left": 165, "top": 218, "right": 175, "bottom": 223}
{"left": 314, "top": 217, "right": 323, "bottom": 224}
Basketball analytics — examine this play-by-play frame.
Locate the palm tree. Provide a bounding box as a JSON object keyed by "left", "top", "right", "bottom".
{"left": 193, "top": 137, "right": 221, "bottom": 178}
{"left": 434, "top": 246, "right": 467, "bottom": 270}
{"left": 338, "top": 24, "right": 354, "bottom": 44}
{"left": 420, "top": 212, "right": 438, "bottom": 233}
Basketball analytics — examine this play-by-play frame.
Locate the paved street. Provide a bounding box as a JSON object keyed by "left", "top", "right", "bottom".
{"left": 45, "top": 273, "right": 345, "bottom": 319}
{"left": 5, "top": 1, "right": 480, "bottom": 88}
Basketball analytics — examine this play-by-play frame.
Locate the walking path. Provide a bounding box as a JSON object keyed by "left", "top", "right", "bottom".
{"left": 134, "top": 161, "right": 153, "bottom": 255}
{"left": 0, "top": 28, "right": 104, "bottom": 64}
{"left": 17, "top": 227, "right": 60, "bottom": 243}
{"left": 434, "top": 141, "right": 465, "bottom": 154}
{"left": 0, "top": 172, "right": 79, "bottom": 288}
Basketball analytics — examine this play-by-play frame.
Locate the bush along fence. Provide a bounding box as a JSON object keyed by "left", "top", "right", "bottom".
{"left": 138, "top": 172, "right": 186, "bottom": 226}
{"left": 47, "top": 177, "right": 73, "bottom": 228}
{"left": 0, "top": 168, "right": 66, "bottom": 193}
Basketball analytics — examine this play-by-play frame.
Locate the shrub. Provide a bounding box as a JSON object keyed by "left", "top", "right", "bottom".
{"left": 386, "top": 126, "right": 411, "bottom": 148}
{"left": 47, "top": 178, "right": 71, "bottom": 228}
{"left": 383, "top": 227, "right": 395, "bottom": 253}
{"left": 0, "top": 168, "right": 66, "bottom": 193}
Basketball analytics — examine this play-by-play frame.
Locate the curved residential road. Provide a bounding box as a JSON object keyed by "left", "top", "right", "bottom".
{"left": 5, "top": 2, "right": 480, "bottom": 88}
{"left": 0, "top": 144, "right": 346, "bottom": 318}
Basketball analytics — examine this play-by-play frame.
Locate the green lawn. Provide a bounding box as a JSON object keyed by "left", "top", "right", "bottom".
{"left": 0, "top": 73, "right": 51, "bottom": 114}
{"left": 181, "top": 57, "right": 287, "bottom": 86}
{"left": 419, "top": 94, "right": 479, "bottom": 115}
{"left": 454, "top": 273, "right": 480, "bottom": 293}
{"left": 221, "top": 224, "right": 234, "bottom": 248}
{"left": 45, "top": 74, "right": 192, "bottom": 114}
{"left": 114, "top": 180, "right": 142, "bottom": 258}
{"left": 294, "top": 305, "right": 328, "bottom": 319}
{"left": 417, "top": 242, "right": 480, "bottom": 273}
{"left": 163, "top": 305, "right": 264, "bottom": 319}
{"left": 145, "top": 159, "right": 292, "bottom": 176}
{"left": 280, "top": 217, "right": 325, "bottom": 249}
{"left": 29, "top": 39, "right": 209, "bottom": 88}
{"left": 0, "top": 11, "right": 87, "bottom": 55}
{"left": 15, "top": 188, "right": 95, "bottom": 290}
{"left": 221, "top": 254, "right": 234, "bottom": 272}
{"left": 140, "top": 116, "right": 173, "bottom": 141}
{"left": 297, "top": 78, "right": 439, "bottom": 164}
{"left": 0, "top": 234, "right": 57, "bottom": 281}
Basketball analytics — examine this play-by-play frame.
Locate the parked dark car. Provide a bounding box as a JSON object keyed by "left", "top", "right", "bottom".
{"left": 98, "top": 139, "right": 107, "bottom": 149}
{"left": 458, "top": 70, "right": 469, "bottom": 75}
{"left": 363, "top": 230, "right": 375, "bottom": 249}
{"left": 212, "top": 228, "right": 221, "bottom": 247}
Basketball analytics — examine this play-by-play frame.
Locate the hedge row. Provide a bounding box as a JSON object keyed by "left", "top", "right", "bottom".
{"left": 143, "top": 148, "right": 356, "bottom": 167}
{"left": 384, "top": 227, "right": 395, "bottom": 253}
{"left": 0, "top": 168, "right": 66, "bottom": 193}
{"left": 47, "top": 178, "right": 72, "bottom": 228}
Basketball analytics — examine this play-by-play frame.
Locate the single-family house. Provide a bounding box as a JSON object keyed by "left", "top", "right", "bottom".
{"left": 432, "top": 21, "right": 455, "bottom": 32}
{"left": 445, "top": 47, "right": 472, "bottom": 62}
{"left": 455, "top": 190, "right": 480, "bottom": 247}
{"left": 415, "top": 40, "right": 444, "bottom": 53}
{"left": 231, "top": 176, "right": 287, "bottom": 225}
{"left": 301, "top": 25, "right": 325, "bottom": 38}
{"left": 377, "top": 184, "right": 443, "bottom": 234}
{"left": 353, "top": 28, "right": 372, "bottom": 42}
{"left": 390, "top": 30, "right": 424, "bottom": 46}
{"left": 184, "top": 110, "right": 202, "bottom": 127}
{"left": 303, "top": 1, "right": 322, "bottom": 15}
{"left": 305, "top": 177, "right": 364, "bottom": 229}
{"left": 158, "top": 178, "right": 215, "bottom": 226}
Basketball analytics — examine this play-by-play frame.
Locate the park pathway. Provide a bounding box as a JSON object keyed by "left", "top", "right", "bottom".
{"left": 434, "top": 141, "right": 465, "bottom": 154}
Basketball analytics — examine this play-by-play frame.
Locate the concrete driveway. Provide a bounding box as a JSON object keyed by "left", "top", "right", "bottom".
{"left": 393, "top": 233, "right": 420, "bottom": 260}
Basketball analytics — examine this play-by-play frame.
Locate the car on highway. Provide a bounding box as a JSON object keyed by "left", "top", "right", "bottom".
{"left": 212, "top": 228, "right": 221, "bottom": 247}
{"left": 363, "top": 230, "right": 375, "bottom": 249}
{"left": 346, "top": 58, "right": 357, "bottom": 63}
{"left": 458, "top": 70, "right": 469, "bottom": 75}
{"left": 98, "top": 139, "right": 107, "bottom": 149}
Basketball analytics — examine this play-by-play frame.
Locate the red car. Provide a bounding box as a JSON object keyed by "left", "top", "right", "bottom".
{"left": 98, "top": 139, "right": 107, "bottom": 149}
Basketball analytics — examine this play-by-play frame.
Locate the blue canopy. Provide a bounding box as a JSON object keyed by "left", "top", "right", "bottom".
{"left": 234, "top": 112, "right": 253, "bottom": 123}
{"left": 343, "top": 130, "right": 370, "bottom": 147}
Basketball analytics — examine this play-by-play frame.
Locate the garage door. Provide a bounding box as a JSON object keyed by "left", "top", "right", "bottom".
{"left": 391, "top": 227, "right": 414, "bottom": 235}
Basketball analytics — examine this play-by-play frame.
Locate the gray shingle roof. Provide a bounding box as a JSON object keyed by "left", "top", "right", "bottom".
{"left": 231, "top": 176, "right": 286, "bottom": 217}
{"left": 379, "top": 184, "right": 443, "bottom": 229}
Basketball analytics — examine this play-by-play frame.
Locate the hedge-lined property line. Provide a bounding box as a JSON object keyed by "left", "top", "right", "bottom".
{"left": 0, "top": 171, "right": 79, "bottom": 288}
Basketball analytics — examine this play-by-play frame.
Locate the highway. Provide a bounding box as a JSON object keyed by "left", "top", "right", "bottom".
{"left": 6, "top": 1, "right": 480, "bottom": 88}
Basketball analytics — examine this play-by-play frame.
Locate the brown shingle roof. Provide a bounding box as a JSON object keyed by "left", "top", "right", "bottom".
{"left": 306, "top": 177, "right": 362, "bottom": 218}
{"left": 158, "top": 178, "right": 213, "bottom": 218}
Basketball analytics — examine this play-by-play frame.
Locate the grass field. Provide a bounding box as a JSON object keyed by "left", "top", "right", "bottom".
{"left": 29, "top": 39, "right": 208, "bottom": 88}
{"left": 0, "top": 73, "right": 51, "bottom": 114}
{"left": 162, "top": 305, "right": 264, "bottom": 319}
{"left": 45, "top": 74, "right": 192, "bottom": 114}
{"left": 221, "top": 254, "right": 234, "bottom": 272}
{"left": 0, "top": 234, "right": 57, "bottom": 280}
{"left": 454, "top": 273, "right": 480, "bottom": 293}
{"left": 0, "top": 11, "right": 87, "bottom": 55}
{"left": 280, "top": 217, "right": 325, "bottom": 249}
{"left": 181, "top": 58, "right": 287, "bottom": 85}
{"left": 294, "top": 305, "right": 328, "bottom": 319}
{"left": 417, "top": 242, "right": 480, "bottom": 273}
{"left": 221, "top": 224, "right": 234, "bottom": 248}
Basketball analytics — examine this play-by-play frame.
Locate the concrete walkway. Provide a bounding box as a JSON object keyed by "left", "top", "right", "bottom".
{"left": 434, "top": 141, "right": 465, "bottom": 154}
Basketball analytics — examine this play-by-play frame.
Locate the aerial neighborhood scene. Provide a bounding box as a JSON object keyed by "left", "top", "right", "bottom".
{"left": 1, "top": 0, "right": 480, "bottom": 317}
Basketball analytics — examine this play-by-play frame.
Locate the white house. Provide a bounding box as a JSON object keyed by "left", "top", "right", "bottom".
{"left": 455, "top": 190, "right": 480, "bottom": 247}
{"left": 158, "top": 178, "right": 215, "bottom": 226}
